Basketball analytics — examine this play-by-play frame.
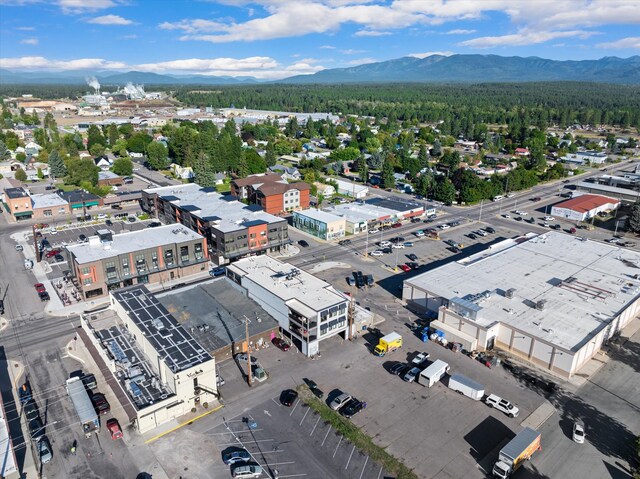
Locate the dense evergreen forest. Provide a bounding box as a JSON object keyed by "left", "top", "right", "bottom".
{"left": 1, "top": 82, "right": 639, "bottom": 131}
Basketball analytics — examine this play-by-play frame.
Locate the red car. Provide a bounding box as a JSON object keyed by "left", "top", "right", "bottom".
{"left": 45, "top": 249, "right": 61, "bottom": 258}
{"left": 272, "top": 338, "right": 290, "bottom": 352}
{"left": 34, "top": 283, "right": 46, "bottom": 293}
{"left": 391, "top": 222, "right": 402, "bottom": 228}
{"left": 106, "top": 418, "right": 123, "bottom": 440}
{"left": 399, "top": 264, "right": 411, "bottom": 273}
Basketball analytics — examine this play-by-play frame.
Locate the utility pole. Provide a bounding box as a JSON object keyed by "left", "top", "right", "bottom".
{"left": 478, "top": 199, "right": 484, "bottom": 223}
{"left": 243, "top": 315, "right": 252, "bottom": 387}
{"left": 348, "top": 283, "right": 355, "bottom": 341}
{"left": 364, "top": 226, "right": 369, "bottom": 257}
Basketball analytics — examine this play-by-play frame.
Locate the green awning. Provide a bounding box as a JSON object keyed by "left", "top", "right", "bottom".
{"left": 14, "top": 211, "right": 33, "bottom": 217}
{"left": 85, "top": 201, "right": 99, "bottom": 207}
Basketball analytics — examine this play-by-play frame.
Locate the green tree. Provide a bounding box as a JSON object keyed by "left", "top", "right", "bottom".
{"left": 330, "top": 147, "right": 360, "bottom": 163}
{"left": 146, "top": 142, "right": 169, "bottom": 170}
{"left": 433, "top": 177, "right": 456, "bottom": 205}
{"left": 65, "top": 157, "right": 99, "bottom": 186}
{"left": 415, "top": 173, "right": 432, "bottom": 197}
{"left": 16, "top": 152, "right": 26, "bottom": 163}
{"left": 626, "top": 202, "right": 640, "bottom": 233}
{"left": 107, "top": 124, "right": 119, "bottom": 146}
{"left": 48, "top": 150, "right": 67, "bottom": 179}
{"left": 126, "top": 132, "right": 152, "bottom": 154}
{"left": 112, "top": 139, "right": 129, "bottom": 157}
{"left": 89, "top": 143, "right": 105, "bottom": 157}
{"left": 358, "top": 158, "right": 369, "bottom": 183}
{"left": 87, "top": 125, "right": 106, "bottom": 151}
{"left": 244, "top": 149, "right": 267, "bottom": 175}
{"left": 0, "top": 140, "right": 10, "bottom": 160}
{"left": 431, "top": 139, "right": 442, "bottom": 157}
{"left": 37, "top": 167, "right": 44, "bottom": 179}
{"left": 193, "top": 151, "right": 216, "bottom": 187}
{"left": 112, "top": 157, "right": 133, "bottom": 176}
{"left": 14, "top": 168, "right": 27, "bottom": 181}
{"left": 418, "top": 144, "right": 429, "bottom": 166}
{"left": 265, "top": 141, "right": 276, "bottom": 167}
{"left": 382, "top": 160, "right": 395, "bottom": 189}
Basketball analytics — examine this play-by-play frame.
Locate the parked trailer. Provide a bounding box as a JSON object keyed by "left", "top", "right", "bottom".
{"left": 419, "top": 360, "right": 450, "bottom": 387}
{"left": 447, "top": 373, "right": 485, "bottom": 400}
{"left": 66, "top": 377, "right": 99, "bottom": 436}
{"left": 493, "top": 427, "right": 542, "bottom": 478}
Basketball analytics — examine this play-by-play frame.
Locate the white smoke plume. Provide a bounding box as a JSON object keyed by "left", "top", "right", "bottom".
{"left": 86, "top": 76, "right": 100, "bottom": 92}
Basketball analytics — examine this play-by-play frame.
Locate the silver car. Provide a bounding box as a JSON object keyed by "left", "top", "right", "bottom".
{"left": 38, "top": 437, "right": 52, "bottom": 464}
{"left": 329, "top": 392, "right": 352, "bottom": 410}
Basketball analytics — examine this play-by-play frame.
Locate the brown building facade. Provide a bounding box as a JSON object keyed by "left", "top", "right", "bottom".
{"left": 230, "top": 173, "right": 310, "bottom": 215}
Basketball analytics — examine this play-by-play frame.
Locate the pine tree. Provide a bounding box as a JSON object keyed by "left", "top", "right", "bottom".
{"left": 382, "top": 160, "right": 395, "bottom": 189}
{"left": 193, "top": 152, "right": 216, "bottom": 187}
{"left": 48, "top": 150, "right": 67, "bottom": 179}
{"left": 626, "top": 202, "right": 640, "bottom": 233}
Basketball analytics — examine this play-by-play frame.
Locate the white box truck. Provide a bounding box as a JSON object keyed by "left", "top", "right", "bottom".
{"left": 493, "top": 427, "right": 541, "bottom": 478}
{"left": 448, "top": 373, "right": 485, "bottom": 400}
{"left": 419, "top": 359, "right": 450, "bottom": 387}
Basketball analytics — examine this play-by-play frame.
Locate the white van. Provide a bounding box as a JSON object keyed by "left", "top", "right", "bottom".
{"left": 492, "top": 195, "right": 504, "bottom": 202}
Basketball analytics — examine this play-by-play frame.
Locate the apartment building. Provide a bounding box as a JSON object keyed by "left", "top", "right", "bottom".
{"left": 230, "top": 173, "right": 310, "bottom": 214}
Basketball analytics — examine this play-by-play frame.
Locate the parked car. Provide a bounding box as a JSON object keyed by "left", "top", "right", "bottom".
{"left": 91, "top": 393, "right": 110, "bottom": 415}
{"left": 235, "top": 353, "right": 258, "bottom": 365}
{"left": 399, "top": 264, "right": 411, "bottom": 273}
{"left": 484, "top": 394, "right": 520, "bottom": 417}
{"left": 37, "top": 437, "right": 53, "bottom": 463}
{"left": 272, "top": 337, "right": 290, "bottom": 352}
{"left": 406, "top": 262, "right": 419, "bottom": 270}
{"left": 476, "top": 230, "right": 488, "bottom": 237}
{"left": 573, "top": 422, "right": 585, "bottom": 444}
{"left": 45, "top": 249, "right": 60, "bottom": 258}
{"left": 54, "top": 254, "right": 64, "bottom": 262}
{"left": 18, "top": 383, "right": 32, "bottom": 404}
{"left": 127, "top": 216, "right": 136, "bottom": 223}
{"left": 15, "top": 244, "right": 23, "bottom": 252}
{"left": 23, "top": 399, "right": 40, "bottom": 422}
{"left": 216, "top": 374, "right": 225, "bottom": 387}
{"left": 368, "top": 228, "right": 379, "bottom": 234}
{"left": 106, "top": 418, "right": 123, "bottom": 440}
{"left": 340, "top": 398, "right": 365, "bottom": 418}
{"left": 390, "top": 363, "right": 407, "bottom": 376}
{"left": 78, "top": 234, "right": 87, "bottom": 243}
{"left": 485, "top": 227, "right": 496, "bottom": 234}
{"left": 29, "top": 417, "right": 45, "bottom": 441}
{"left": 412, "top": 352, "right": 430, "bottom": 365}
{"left": 148, "top": 221, "right": 162, "bottom": 228}
{"left": 544, "top": 216, "right": 555, "bottom": 221}
{"left": 391, "top": 222, "right": 402, "bottom": 228}
{"left": 392, "top": 243, "right": 405, "bottom": 249}
{"left": 105, "top": 219, "right": 113, "bottom": 226}
{"left": 439, "top": 224, "right": 450, "bottom": 230}
{"left": 209, "top": 267, "right": 226, "bottom": 277}
{"left": 223, "top": 448, "right": 252, "bottom": 465}
{"left": 34, "top": 283, "right": 46, "bottom": 293}
{"left": 402, "top": 367, "right": 421, "bottom": 383}
{"left": 338, "top": 239, "right": 352, "bottom": 246}
{"left": 38, "top": 291, "right": 50, "bottom": 301}
{"left": 329, "top": 392, "right": 352, "bottom": 410}
{"left": 298, "top": 240, "right": 309, "bottom": 248}
{"left": 280, "top": 389, "right": 298, "bottom": 407}
{"left": 407, "top": 253, "right": 418, "bottom": 261}
{"left": 370, "top": 250, "right": 384, "bottom": 257}
{"left": 231, "top": 463, "right": 263, "bottom": 478}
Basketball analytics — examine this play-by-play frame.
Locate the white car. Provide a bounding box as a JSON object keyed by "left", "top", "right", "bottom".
{"left": 573, "top": 423, "right": 585, "bottom": 444}
{"left": 370, "top": 250, "right": 384, "bottom": 257}
{"left": 484, "top": 394, "right": 519, "bottom": 418}
{"left": 414, "top": 231, "right": 425, "bottom": 237}
{"left": 506, "top": 193, "right": 515, "bottom": 198}
{"left": 543, "top": 222, "right": 550, "bottom": 228}
{"left": 544, "top": 216, "right": 555, "bottom": 221}
{"left": 503, "top": 214, "right": 511, "bottom": 219}
{"left": 439, "top": 224, "right": 450, "bottom": 230}
{"left": 49, "top": 228, "right": 57, "bottom": 235}
{"left": 380, "top": 241, "right": 392, "bottom": 247}
{"left": 369, "top": 228, "right": 379, "bottom": 234}
{"left": 411, "top": 352, "right": 430, "bottom": 365}
{"left": 476, "top": 230, "right": 488, "bottom": 237}
{"left": 392, "top": 243, "right": 405, "bottom": 249}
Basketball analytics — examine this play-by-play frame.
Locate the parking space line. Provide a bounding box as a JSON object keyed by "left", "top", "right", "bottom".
{"left": 345, "top": 444, "right": 356, "bottom": 470}
{"left": 333, "top": 436, "right": 343, "bottom": 458}
{"left": 377, "top": 466, "right": 384, "bottom": 479}
{"left": 216, "top": 439, "right": 274, "bottom": 447}
{"left": 321, "top": 425, "right": 332, "bottom": 447}
{"left": 272, "top": 397, "right": 282, "bottom": 407}
{"left": 358, "top": 457, "right": 369, "bottom": 479}
{"left": 298, "top": 406, "right": 310, "bottom": 426}
{"left": 277, "top": 474, "right": 308, "bottom": 478}
{"left": 309, "top": 415, "right": 321, "bottom": 436}
{"left": 289, "top": 398, "right": 301, "bottom": 416}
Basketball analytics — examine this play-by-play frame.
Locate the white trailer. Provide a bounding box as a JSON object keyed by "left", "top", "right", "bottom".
{"left": 448, "top": 373, "right": 485, "bottom": 400}
{"left": 419, "top": 359, "right": 450, "bottom": 387}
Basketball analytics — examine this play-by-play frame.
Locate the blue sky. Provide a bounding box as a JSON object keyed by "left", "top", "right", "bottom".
{"left": 1, "top": 0, "right": 639, "bottom": 79}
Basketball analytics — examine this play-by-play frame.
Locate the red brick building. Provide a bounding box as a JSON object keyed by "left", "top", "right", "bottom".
{"left": 231, "top": 173, "right": 310, "bottom": 215}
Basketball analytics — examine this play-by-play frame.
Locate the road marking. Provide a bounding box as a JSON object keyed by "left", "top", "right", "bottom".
{"left": 277, "top": 474, "right": 308, "bottom": 478}
{"left": 216, "top": 439, "right": 274, "bottom": 447}
{"left": 321, "top": 425, "right": 332, "bottom": 447}
{"left": 298, "top": 406, "right": 310, "bottom": 425}
{"left": 377, "top": 466, "right": 384, "bottom": 479}
{"left": 358, "top": 456, "right": 369, "bottom": 479}
{"left": 309, "top": 415, "right": 321, "bottom": 436}
{"left": 333, "top": 436, "right": 343, "bottom": 458}
{"left": 345, "top": 444, "right": 356, "bottom": 469}
{"left": 272, "top": 397, "right": 282, "bottom": 407}
{"left": 264, "top": 410, "right": 271, "bottom": 417}
{"left": 289, "top": 398, "right": 301, "bottom": 416}
{"left": 144, "top": 404, "right": 224, "bottom": 444}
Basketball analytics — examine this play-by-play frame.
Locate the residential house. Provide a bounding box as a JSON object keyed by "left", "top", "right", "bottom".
{"left": 94, "top": 155, "right": 114, "bottom": 171}
{"left": 24, "top": 141, "right": 42, "bottom": 157}
{"left": 268, "top": 165, "right": 302, "bottom": 181}
{"left": 514, "top": 148, "right": 530, "bottom": 157}
{"left": 314, "top": 182, "right": 335, "bottom": 197}
{"left": 169, "top": 163, "right": 195, "bottom": 181}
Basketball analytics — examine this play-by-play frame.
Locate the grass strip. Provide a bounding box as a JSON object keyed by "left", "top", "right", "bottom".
{"left": 296, "top": 384, "right": 419, "bottom": 479}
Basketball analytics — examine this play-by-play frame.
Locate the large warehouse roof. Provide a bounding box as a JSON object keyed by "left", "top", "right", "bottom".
{"left": 405, "top": 232, "right": 640, "bottom": 352}
{"left": 554, "top": 194, "right": 619, "bottom": 213}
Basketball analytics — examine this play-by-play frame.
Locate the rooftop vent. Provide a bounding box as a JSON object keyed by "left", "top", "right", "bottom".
{"left": 536, "top": 299, "right": 547, "bottom": 311}
{"left": 505, "top": 288, "right": 517, "bottom": 299}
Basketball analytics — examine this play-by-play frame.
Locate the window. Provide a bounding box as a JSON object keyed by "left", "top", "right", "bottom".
{"left": 236, "top": 234, "right": 246, "bottom": 240}
{"left": 151, "top": 252, "right": 158, "bottom": 269}
{"left": 81, "top": 267, "right": 90, "bottom": 275}
{"left": 165, "top": 249, "right": 174, "bottom": 266}
{"left": 180, "top": 246, "right": 189, "bottom": 262}
{"left": 194, "top": 243, "right": 203, "bottom": 259}
{"left": 105, "top": 261, "right": 117, "bottom": 280}
{"left": 43, "top": 209, "right": 52, "bottom": 217}
{"left": 83, "top": 277, "right": 93, "bottom": 285}
{"left": 58, "top": 207, "right": 66, "bottom": 214}
{"left": 250, "top": 233, "right": 256, "bottom": 238}
{"left": 135, "top": 254, "right": 146, "bottom": 272}
{"left": 122, "top": 258, "right": 130, "bottom": 276}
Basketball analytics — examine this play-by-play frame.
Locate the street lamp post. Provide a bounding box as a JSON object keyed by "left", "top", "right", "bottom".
{"left": 478, "top": 200, "right": 484, "bottom": 223}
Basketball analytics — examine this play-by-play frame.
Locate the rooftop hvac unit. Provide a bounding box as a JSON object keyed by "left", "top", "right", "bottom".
{"left": 536, "top": 299, "right": 547, "bottom": 311}
{"left": 506, "top": 288, "right": 516, "bottom": 299}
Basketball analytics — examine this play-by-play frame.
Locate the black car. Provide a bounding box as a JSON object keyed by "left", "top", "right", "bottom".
{"left": 210, "top": 267, "right": 226, "bottom": 277}
{"left": 148, "top": 221, "right": 162, "bottom": 228}
{"left": 468, "top": 233, "right": 477, "bottom": 240}
{"left": 38, "top": 291, "right": 50, "bottom": 301}
{"left": 29, "top": 417, "right": 45, "bottom": 441}
{"left": 338, "top": 239, "right": 352, "bottom": 246}
{"left": 280, "top": 389, "right": 298, "bottom": 407}
{"left": 485, "top": 227, "right": 496, "bottom": 233}
{"left": 54, "top": 254, "right": 64, "bottom": 262}
{"left": 407, "top": 253, "right": 418, "bottom": 261}
{"left": 515, "top": 216, "right": 522, "bottom": 221}
{"left": 340, "top": 398, "right": 365, "bottom": 418}
{"left": 382, "top": 247, "right": 392, "bottom": 254}
{"left": 24, "top": 399, "right": 40, "bottom": 422}
{"left": 298, "top": 240, "right": 309, "bottom": 248}
{"left": 18, "top": 383, "right": 33, "bottom": 404}
{"left": 78, "top": 234, "right": 87, "bottom": 242}
{"left": 105, "top": 219, "right": 113, "bottom": 226}
{"left": 406, "top": 262, "right": 419, "bottom": 270}
{"left": 128, "top": 216, "right": 136, "bottom": 222}
{"left": 91, "top": 393, "right": 110, "bottom": 415}
{"left": 390, "top": 363, "right": 407, "bottom": 376}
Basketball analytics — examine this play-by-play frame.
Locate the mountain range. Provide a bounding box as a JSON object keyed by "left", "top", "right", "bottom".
{"left": 2, "top": 54, "right": 640, "bottom": 86}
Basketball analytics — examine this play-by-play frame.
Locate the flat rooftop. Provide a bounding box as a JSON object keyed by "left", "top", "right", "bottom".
{"left": 31, "top": 192, "right": 67, "bottom": 209}
{"left": 112, "top": 285, "right": 213, "bottom": 373}
{"left": 156, "top": 279, "right": 279, "bottom": 353}
{"left": 295, "top": 208, "right": 344, "bottom": 224}
{"left": 553, "top": 194, "right": 619, "bottom": 212}
{"left": 144, "top": 183, "right": 284, "bottom": 233}
{"left": 324, "top": 202, "right": 398, "bottom": 223}
{"left": 366, "top": 196, "right": 425, "bottom": 213}
{"left": 0, "top": 390, "right": 17, "bottom": 477}
{"left": 228, "top": 255, "right": 347, "bottom": 315}
{"left": 405, "top": 232, "right": 640, "bottom": 352}
{"left": 67, "top": 223, "right": 203, "bottom": 264}
{"left": 90, "top": 308, "right": 174, "bottom": 410}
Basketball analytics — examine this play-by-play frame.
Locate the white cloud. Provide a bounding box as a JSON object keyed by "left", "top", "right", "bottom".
{"left": 459, "top": 29, "right": 597, "bottom": 48}
{"left": 20, "top": 38, "right": 39, "bottom": 45}
{"left": 596, "top": 36, "right": 640, "bottom": 49}
{"left": 446, "top": 29, "right": 476, "bottom": 35}
{"left": 340, "top": 49, "right": 365, "bottom": 55}
{"left": 159, "top": 19, "right": 226, "bottom": 34}
{"left": 0, "top": 56, "right": 127, "bottom": 70}
{"left": 355, "top": 30, "right": 391, "bottom": 36}
{"left": 319, "top": 45, "right": 336, "bottom": 49}
{"left": 136, "top": 56, "right": 279, "bottom": 73}
{"left": 345, "top": 57, "right": 377, "bottom": 65}
{"left": 16, "top": 26, "right": 36, "bottom": 31}
{"left": 408, "top": 51, "right": 454, "bottom": 58}
{"left": 87, "top": 14, "right": 133, "bottom": 25}
{"left": 58, "top": 0, "right": 117, "bottom": 13}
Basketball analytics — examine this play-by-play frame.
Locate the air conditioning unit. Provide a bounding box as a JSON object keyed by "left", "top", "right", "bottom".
{"left": 536, "top": 299, "right": 547, "bottom": 311}
{"left": 506, "top": 288, "right": 516, "bottom": 299}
